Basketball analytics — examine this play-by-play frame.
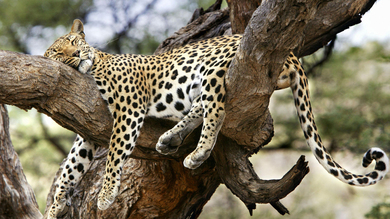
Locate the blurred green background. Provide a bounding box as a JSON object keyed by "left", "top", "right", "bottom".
{"left": 1, "top": 0, "right": 390, "bottom": 218}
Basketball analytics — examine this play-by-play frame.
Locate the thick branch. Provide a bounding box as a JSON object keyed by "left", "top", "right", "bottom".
{"left": 213, "top": 135, "right": 309, "bottom": 215}
{"left": 223, "top": 0, "right": 317, "bottom": 149}
{"left": 0, "top": 105, "right": 42, "bottom": 218}
{"left": 0, "top": 51, "right": 112, "bottom": 149}
{"left": 227, "top": 0, "right": 376, "bottom": 56}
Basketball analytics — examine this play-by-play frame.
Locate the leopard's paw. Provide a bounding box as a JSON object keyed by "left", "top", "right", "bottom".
{"left": 156, "top": 130, "right": 183, "bottom": 155}
{"left": 97, "top": 185, "right": 118, "bottom": 210}
{"left": 48, "top": 197, "right": 68, "bottom": 219}
{"left": 183, "top": 153, "right": 206, "bottom": 169}
{"left": 78, "top": 59, "right": 92, "bottom": 74}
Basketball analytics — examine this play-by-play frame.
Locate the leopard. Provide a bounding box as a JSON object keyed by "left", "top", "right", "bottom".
{"left": 44, "top": 19, "right": 389, "bottom": 218}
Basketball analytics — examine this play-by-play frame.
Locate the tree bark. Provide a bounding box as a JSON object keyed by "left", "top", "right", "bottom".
{"left": 0, "top": 105, "right": 42, "bottom": 219}
{"left": 0, "top": 0, "right": 378, "bottom": 218}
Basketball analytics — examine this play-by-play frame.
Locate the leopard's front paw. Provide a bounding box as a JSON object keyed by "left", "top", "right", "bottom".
{"left": 78, "top": 59, "right": 92, "bottom": 74}
{"left": 48, "top": 195, "right": 68, "bottom": 219}
{"left": 97, "top": 185, "right": 118, "bottom": 210}
{"left": 156, "top": 130, "right": 183, "bottom": 155}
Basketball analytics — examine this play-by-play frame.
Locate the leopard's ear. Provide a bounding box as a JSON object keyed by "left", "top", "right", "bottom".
{"left": 71, "top": 19, "right": 85, "bottom": 38}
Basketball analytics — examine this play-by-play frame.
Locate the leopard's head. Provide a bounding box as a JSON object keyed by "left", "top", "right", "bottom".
{"left": 44, "top": 19, "right": 94, "bottom": 73}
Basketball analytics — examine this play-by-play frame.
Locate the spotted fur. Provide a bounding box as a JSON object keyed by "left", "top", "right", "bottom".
{"left": 44, "top": 19, "right": 388, "bottom": 218}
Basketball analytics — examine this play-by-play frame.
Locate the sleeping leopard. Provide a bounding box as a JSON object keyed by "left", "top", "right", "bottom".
{"left": 44, "top": 19, "right": 389, "bottom": 218}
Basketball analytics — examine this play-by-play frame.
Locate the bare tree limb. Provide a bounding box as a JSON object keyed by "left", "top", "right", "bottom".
{"left": 0, "top": 105, "right": 42, "bottom": 219}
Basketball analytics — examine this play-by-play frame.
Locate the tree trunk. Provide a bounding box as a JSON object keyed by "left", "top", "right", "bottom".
{"left": 0, "top": 105, "right": 42, "bottom": 219}
{"left": 0, "top": 0, "right": 377, "bottom": 218}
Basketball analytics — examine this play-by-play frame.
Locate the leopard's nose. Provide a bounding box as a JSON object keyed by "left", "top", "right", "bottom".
{"left": 72, "top": 50, "right": 80, "bottom": 57}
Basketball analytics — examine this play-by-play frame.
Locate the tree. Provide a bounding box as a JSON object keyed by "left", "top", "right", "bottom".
{"left": 0, "top": 0, "right": 380, "bottom": 218}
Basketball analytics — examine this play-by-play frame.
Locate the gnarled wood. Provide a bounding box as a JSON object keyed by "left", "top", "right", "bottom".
{"left": 0, "top": 105, "right": 42, "bottom": 219}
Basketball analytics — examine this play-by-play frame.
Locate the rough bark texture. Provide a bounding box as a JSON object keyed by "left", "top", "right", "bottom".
{"left": 0, "top": 0, "right": 378, "bottom": 218}
{"left": 0, "top": 105, "right": 42, "bottom": 219}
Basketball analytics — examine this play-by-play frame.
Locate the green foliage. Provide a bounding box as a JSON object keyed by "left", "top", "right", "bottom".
{"left": 0, "top": 0, "right": 92, "bottom": 52}
{"left": 365, "top": 200, "right": 390, "bottom": 219}
{"left": 0, "top": 0, "right": 91, "bottom": 27}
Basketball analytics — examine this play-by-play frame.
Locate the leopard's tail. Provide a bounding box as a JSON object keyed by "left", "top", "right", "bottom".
{"left": 290, "top": 57, "right": 389, "bottom": 186}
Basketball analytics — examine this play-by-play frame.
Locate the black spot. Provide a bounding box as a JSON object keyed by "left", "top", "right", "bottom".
{"left": 341, "top": 171, "right": 353, "bottom": 180}
{"left": 71, "top": 157, "right": 76, "bottom": 163}
{"left": 156, "top": 103, "right": 167, "bottom": 112}
{"left": 215, "top": 93, "right": 222, "bottom": 102}
{"left": 114, "top": 159, "right": 120, "bottom": 166}
{"left": 108, "top": 97, "right": 114, "bottom": 104}
{"left": 205, "top": 84, "right": 210, "bottom": 92}
{"left": 166, "top": 93, "right": 173, "bottom": 103}
{"left": 297, "top": 89, "right": 303, "bottom": 97}
{"left": 357, "top": 177, "right": 369, "bottom": 184}
{"left": 77, "top": 163, "right": 84, "bottom": 172}
{"left": 373, "top": 151, "right": 384, "bottom": 159}
{"left": 327, "top": 161, "right": 335, "bottom": 167}
{"left": 177, "top": 88, "right": 185, "bottom": 99}
{"left": 153, "top": 93, "right": 162, "bottom": 102}
{"left": 300, "top": 115, "right": 306, "bottom": 124}
{"left": 369, "top": 171, "right": 378, "bottom": 179}
{"left": 375, "top": 161, "right": 386, "bottom": 171}
{"left": 131, "top": 121, "right": 137, "bottom": 129}
{"left": 206, "top": 69, "right": 214, "bottom": 76}
{"left": 79, "top": 149, "right": 87, "bottom": 159}
{"left": 117, "top": 150, "right": 123, "bottom": 155}
{"left": 216, "top": 70, "right": 225, "bottom": 78}
{"left": 330, "top": 169, "right": 339, "bottom": 177}
{"left": 124, "top": 134, "right": 130, "bottom": 141}
{"left": 300, "top": 103, "right": 305, "bottom": 111}
{"left": 88, "top": 150, "right": 93, "bottom": 161}
{"left": 210, "top": 78, "right": 217, "bottom": 87}
{"left": 69, "top": 175, "right": 74, "bottom": 180}
{"left": 298, "top": 68, "right": 304, "bottom": 76}
{"left": 158, "top": 81, "right": 164, "bottom": 89}
{"left": 125, "top": 119, "right": 131, "bottom": 126}
{"left": 315, "top": 148, "right": 324, "bottom": 159}
{"left": 178, "top": 76, "right": 187, "bottom": 84}
{"left": 175, "top": 102, "right": 184, "bottom": 111}
{"left": 165, "top": 82, "right": 173, "bottom": 90}
{"left": 362, "top": 157, "right": 371, "bottom": 167}
{"left": 306, "top": 125, "right": 313, "bottom": 137}
{"left": 215, "top": 85, "right": 221, "bottom": 94}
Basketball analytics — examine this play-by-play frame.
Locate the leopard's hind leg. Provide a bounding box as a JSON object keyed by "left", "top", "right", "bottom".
{"left": 48, "top": 136, "right": 96, "bottom": 219}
